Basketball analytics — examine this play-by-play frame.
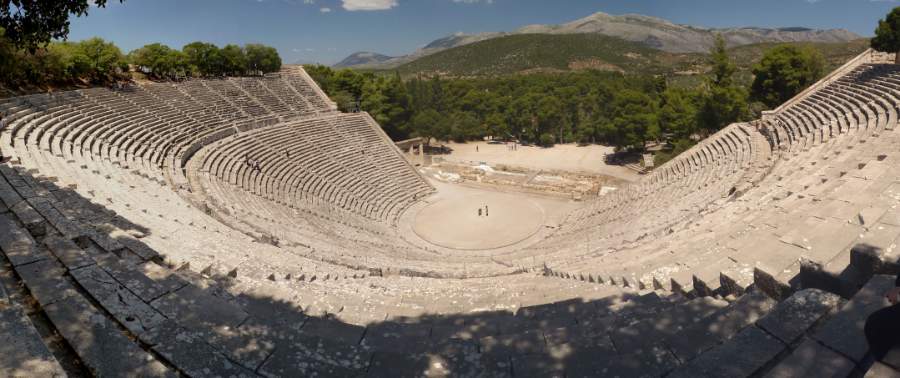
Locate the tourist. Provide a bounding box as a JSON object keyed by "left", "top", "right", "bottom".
{"left": 478, "top": 208, "right": 482, "bottom": 217}
{"left": 866, "top": 273, "right": 900, "bottom": 361}
{"left": 485, "top": 205, "right": 489, "bottom": 217}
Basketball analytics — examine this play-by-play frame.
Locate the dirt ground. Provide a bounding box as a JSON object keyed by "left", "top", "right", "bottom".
{"left": 436, "top": 141, "right": 640, "bottom": 182}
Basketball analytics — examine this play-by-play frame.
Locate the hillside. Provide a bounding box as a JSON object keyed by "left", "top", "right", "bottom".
{"left": 391, "top": 34, "right": 870, "bottom": 81}
{"left": 395, "top": 33, "right": 685, "bottom": 77}
{"left": 338, "top": 11, "right": 862, "bottom": 69}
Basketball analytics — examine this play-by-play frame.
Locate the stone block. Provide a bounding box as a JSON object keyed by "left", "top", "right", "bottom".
{"left": 94, "top": 254, "right": 186, "bottom": 303}
{"left": 259, "top": 327, "right": 373, "bottom": 378}
{"left": 669, "top": 326, "right": 785, "bottom": 378}
{"left": 756, "top": 288, "right": 842, "bottom": 344}
{"left": 666, "top": 290, "right": 776, "bottom": 363}
{"left": 44, "top": 295, "right": 174, "bottom": 377}
{"left": 813, "top": 274, "right": 895, "bottom": 363}
{"left": 149, "top": 320, "right": 257, "bottom": 377}
{"left": 70, "top": 265, "right": 167, "bottom": 342}
{"left": 754, "top": 267, "right": 793, "bottom": 300}
{"left": 15, "top": 258, "right": 78, "bottom": 306}
{"left": 763, "top": 339, "right": 856, "bottom": 378}
{"left": 0, "top": 214, "right": 44, "bottom": 267}
{"left": 150, "top": 284, "right": 248, "bottom": 332}
{"left": 10, "top": 201, "right": 45, "bottom": 237}
{"left": 866, "top": 361, "right": 900, "bottom": 378}
{"left": 0, "top": 305, "right": 66, "bottom": 377}
{"left": 44, "top": 235, "right": 95, "bottom": 271}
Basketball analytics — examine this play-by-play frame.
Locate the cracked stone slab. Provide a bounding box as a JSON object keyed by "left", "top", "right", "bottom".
{"left": 94, "top": 253, "right": 186, "bottom": 303}
{"left": 70, "top": 265, "right": 167, "bottom": 342}
{"left": 0, "top": 305, "right": 66, "bottom": 377}
{"left": 44, "top": 295, "right": 174, "bottom": 377}
{"left": 756, "top": 288, "right": 842, "bottom": 344}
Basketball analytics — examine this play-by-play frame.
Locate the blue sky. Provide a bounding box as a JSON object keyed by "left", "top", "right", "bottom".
{"left": 68, "top": 0, "right": 899, "bottom": 65}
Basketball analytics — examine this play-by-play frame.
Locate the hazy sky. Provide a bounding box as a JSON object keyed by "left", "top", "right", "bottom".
{"left": 67, "top": 0, "right": 898, "bottom": 65}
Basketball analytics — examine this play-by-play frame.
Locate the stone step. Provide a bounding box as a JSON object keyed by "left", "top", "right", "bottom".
{"left": 664, "top": 289, "right": 777, "bottom": 364}
{"left": 0, "top": 303, "right": 66, "bottom": 377}
{"left": 812, "top": 274, "right": 895, "bottom": 364}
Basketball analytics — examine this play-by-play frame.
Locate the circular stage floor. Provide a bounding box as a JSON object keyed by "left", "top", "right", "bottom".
{"left": 412, "top": 191, "right": 546, "bottom": 250}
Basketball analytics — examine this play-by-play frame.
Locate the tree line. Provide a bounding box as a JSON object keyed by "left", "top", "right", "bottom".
{"left": 307, "top": 36, "right": 826, "bottom": 156}
{"left": 0, "top": 28, "right": 282, "bottom": 90}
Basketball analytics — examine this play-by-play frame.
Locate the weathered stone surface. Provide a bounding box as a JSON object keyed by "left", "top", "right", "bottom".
{"left": 10, "top": 201, "right": 46, "bottom": 237}
{"left": 300, "top": 316, "right": 366, "bottom": 345}
{"left": 0, "top": 214, "right": 45, "bottom": 267}
{"left": 16, "top": 258, "right": 78, "bottom": 306}
{"left": 94, "top": 254, "right": 186, "bottom": 302}
{"left": 149, "top": 320, "right": 257, "bottom": 377}
{"left": 813, "top": 274, "right": 895, "bottom": 363}
{"left": 70, "top": 265, "right": 167, "bottom": 342}
{"left": 0, "top": 305, "right": 66, "bottom": 377}
{"left": 754, "top": 267, "right": 793, "bottom": 301}
{"left": 44, "top": 235, "right": 95, "bottom": 270}
{"left": 763, "top": 339, "right": 856, "bottom": 378}
{"left": 669, "top": 326, "right": 785, "bottom": 378}
{"left": 259, "top": 327, "right": 372, "bottom": 377}
{"left": 362, "top": 321, "right": 432, "bottom": 352}
{"left": 666, "top": 290, "right": 776, "bottom": 363}
{"left": 150, "top": 284, "right": 248, "bottom": 332}
{"left": 610, "top": 296, "right": 727, "bottom": 353}
{"left": 756, "top": 288, "right": 842, "bottom": 344}
{"left": 565, "top": 345, "right": 677, "bottom": 378}
{"left": 44, "top": 295, "right": 174, "bottom": 377}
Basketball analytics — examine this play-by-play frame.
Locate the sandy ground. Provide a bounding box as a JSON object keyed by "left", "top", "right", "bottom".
{"left": 411, "top": 180, "right": 579, "bottom": 250}
{"left": 437, "top": 141, "right": 640, "bottom": 182}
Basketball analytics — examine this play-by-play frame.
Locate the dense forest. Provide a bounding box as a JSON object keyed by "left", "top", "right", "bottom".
{"left": 307, "top": 36, "right": 828, "bottom": 163}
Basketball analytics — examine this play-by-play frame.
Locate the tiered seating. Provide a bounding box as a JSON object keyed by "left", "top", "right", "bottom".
{"left": 4, "top": 50, "right": 900, "bottom": 376}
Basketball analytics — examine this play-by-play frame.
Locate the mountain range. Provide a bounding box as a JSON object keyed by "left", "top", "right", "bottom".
{"left": 333, "top": 11, "right": 863, "bottom": 69}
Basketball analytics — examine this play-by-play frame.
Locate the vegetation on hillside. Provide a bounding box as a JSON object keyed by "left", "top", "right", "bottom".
{"left": 395, "top": 33, "right": 680, "bottom": 77}
{"left": 309, "top": 33, "right": 835, "bottom": 158}
{"left": 388, "top": 32, "right": 867, "bottom": 86}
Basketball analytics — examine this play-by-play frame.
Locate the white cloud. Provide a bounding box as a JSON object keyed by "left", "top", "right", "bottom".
{"left": 320, "top": 7, "right": 332, "bottom": 12}
{"left": 341, "top": 0, "right": 398, "bottom": 11}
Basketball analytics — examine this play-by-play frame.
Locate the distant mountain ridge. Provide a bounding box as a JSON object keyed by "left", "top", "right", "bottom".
{"left": 335, "top": 11, "right": 863, "bottom": 69}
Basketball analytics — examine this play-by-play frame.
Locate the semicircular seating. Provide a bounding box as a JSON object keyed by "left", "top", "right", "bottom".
{"left": 2, "top": 51, "right": 900, "bottom": 377}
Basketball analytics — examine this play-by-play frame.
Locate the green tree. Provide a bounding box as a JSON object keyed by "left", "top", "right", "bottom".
{"left": 698, "top": 34, "right": 750, "bottom": 132}
{"left": 183, "top": 41, "right": 223, "bottom": 77}
{"left": 751, "top": 45, "right": 824, "bottom": 108}
{"left": 128, "top": 43, "right": 186, "bottom": 79}
{"left": 410, "top": 109, "right": 443, "bottom": 142}
{"left": 220, "top": 44, "right": 247, "bottom": 75}
{"left": 244, "top": 44, "right": 281, "bottom": 74}
{"left": 76, "top": 37, "right": 124, "bottom": 82}
{"left": 606, "top": 89, "right": 659, "bottom": 150}
{"left": 710, "top": 34, "right": 736, "bottom": 87}
{"left": 658, "top": 88, "right": 698, "bottom": 139}
{"left": 0, "top": 0, "right": 121, "bottom": 50}
{"left": 698, "top": 84, "right": 750, "bottom": 133}
{"left": 872, "top": 7, "right": 900, "bottom": 62}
